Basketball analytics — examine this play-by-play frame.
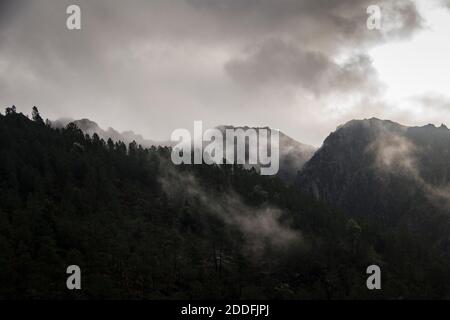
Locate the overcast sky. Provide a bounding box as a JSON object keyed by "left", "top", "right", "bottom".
{"left": 1, "top": 0, "right": 449, "bottom": 146}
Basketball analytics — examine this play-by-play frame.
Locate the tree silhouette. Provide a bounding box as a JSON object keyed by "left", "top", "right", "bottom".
{"left": 32, "top": 106, "right": 44, "bottom": 123}
{"left": 5, "top": 105, "right": 16, "bottom": 115}
{"left": 0, "top": 107, "right": 448, "bottom": 299}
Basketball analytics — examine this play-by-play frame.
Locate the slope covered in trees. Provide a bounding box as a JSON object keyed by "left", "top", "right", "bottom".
{"left": 1, "top": 108, "right": 449, "bottom": 299}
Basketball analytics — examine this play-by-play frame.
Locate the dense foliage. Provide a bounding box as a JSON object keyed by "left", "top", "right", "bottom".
{"left": 1, "top": 108, "right": 449, "bottom": 299}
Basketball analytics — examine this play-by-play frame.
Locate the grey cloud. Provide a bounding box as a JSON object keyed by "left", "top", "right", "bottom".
{"left": 0, "top": 0, "right": 26, "bottom": 27}
{"left": 188, "top": 0, "right": 422, "bottom": 46}
{"left": 415, "top": 93, "right": 450, "bottom": 111}
{"left": 225, "top": 39, "right": 381, "bottom": 96}
{"left": 0, "top": 0, "right": 423, "bottom": 81}
{"left": 0, "top": 0, "right": 424, "bottom": 145}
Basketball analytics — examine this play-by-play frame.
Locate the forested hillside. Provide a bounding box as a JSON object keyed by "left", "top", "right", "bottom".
{"left": 1, "top": 107, "right": 449, "bottom": 299}
{"left": 298, "top": 118, "right": 450, "bottom": 244}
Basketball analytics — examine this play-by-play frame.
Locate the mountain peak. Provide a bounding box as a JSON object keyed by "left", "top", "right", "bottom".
{"left": 298, "top": 116, "right": 450, "bottom": 223}
{"left": 338, "top": 118, "right": 406, "bottom": 132}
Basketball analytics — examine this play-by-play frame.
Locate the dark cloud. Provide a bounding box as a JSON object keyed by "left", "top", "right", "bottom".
{"left": 188, "top": 0, "right": 423, "bottom": 50}
{"left": 0, "top": 0, "right": 25, "bottom": 22}
{"left": 0, "top": 0, "right": 425, "bottom": 145}
{"left": 225, "top": 38, "right": 381, "bottom": 96}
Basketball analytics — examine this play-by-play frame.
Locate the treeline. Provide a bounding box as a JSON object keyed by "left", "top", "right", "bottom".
{"left": 0, "top": 107, "right": 448, "bottom": 299}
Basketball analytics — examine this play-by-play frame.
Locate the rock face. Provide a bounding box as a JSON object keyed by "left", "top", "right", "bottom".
{"left": 297, "top": 118, "right": 450, "bottom": 225}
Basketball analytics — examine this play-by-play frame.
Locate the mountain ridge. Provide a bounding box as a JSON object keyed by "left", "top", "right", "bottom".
{"left": 297, "top": 117, "right": 450, "bottom": 229}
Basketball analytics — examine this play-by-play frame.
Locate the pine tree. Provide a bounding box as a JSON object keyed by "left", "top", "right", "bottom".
{"left": 5, "top": 105, "right": 16, "bottom": 115}
{"left": 32, "top": 106, "right": 44, "bottom": 123}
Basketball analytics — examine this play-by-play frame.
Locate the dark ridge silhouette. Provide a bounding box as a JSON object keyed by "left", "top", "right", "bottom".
{"left": 2, "top": 108, "right": 450, "bottom": 299}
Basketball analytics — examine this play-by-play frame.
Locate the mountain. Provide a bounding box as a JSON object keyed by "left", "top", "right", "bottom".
{"left": 277, "top": 130, "right": 316, "bottom": 182}
{"left": 0, "top": 109, "right": 364, "bottom": 299}
{"left": 217, "top": 125, "right": 316, "bottom": 183}
{"left": 52, "top": 118, "right": 173, "bottom": 148}
{"left": 3, "top": 108, "right": 450, "bottom": 299}
{"left": 297, "top": 118, "right": 450, "bottom": 227}
{"left": 53, "top": 120, "right": 316, "bottom": 183}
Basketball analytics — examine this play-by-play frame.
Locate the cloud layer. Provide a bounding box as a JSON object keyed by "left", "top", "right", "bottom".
{"left": 0, "top": 0, "right": 431, "bottom": 145}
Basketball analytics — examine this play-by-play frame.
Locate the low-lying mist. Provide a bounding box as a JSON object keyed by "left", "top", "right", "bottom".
{"left": 158, "top": 163, "right": 303, "bottom": 257}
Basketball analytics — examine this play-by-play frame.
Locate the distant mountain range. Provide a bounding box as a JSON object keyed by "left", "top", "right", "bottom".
{"left": 53, "top": 119, "right": 317, "bottom": 183}
{"left": 54, "top": 116, "right": 450, "bottom": 227}
{"left": 216, "top": 125, "right": 316, "bottom": 182}
{"left": 51, "top": 118, "right": 173, "bottom": 148}
{"left": 4, "top": 109, "right": 450, "bottom": 298}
